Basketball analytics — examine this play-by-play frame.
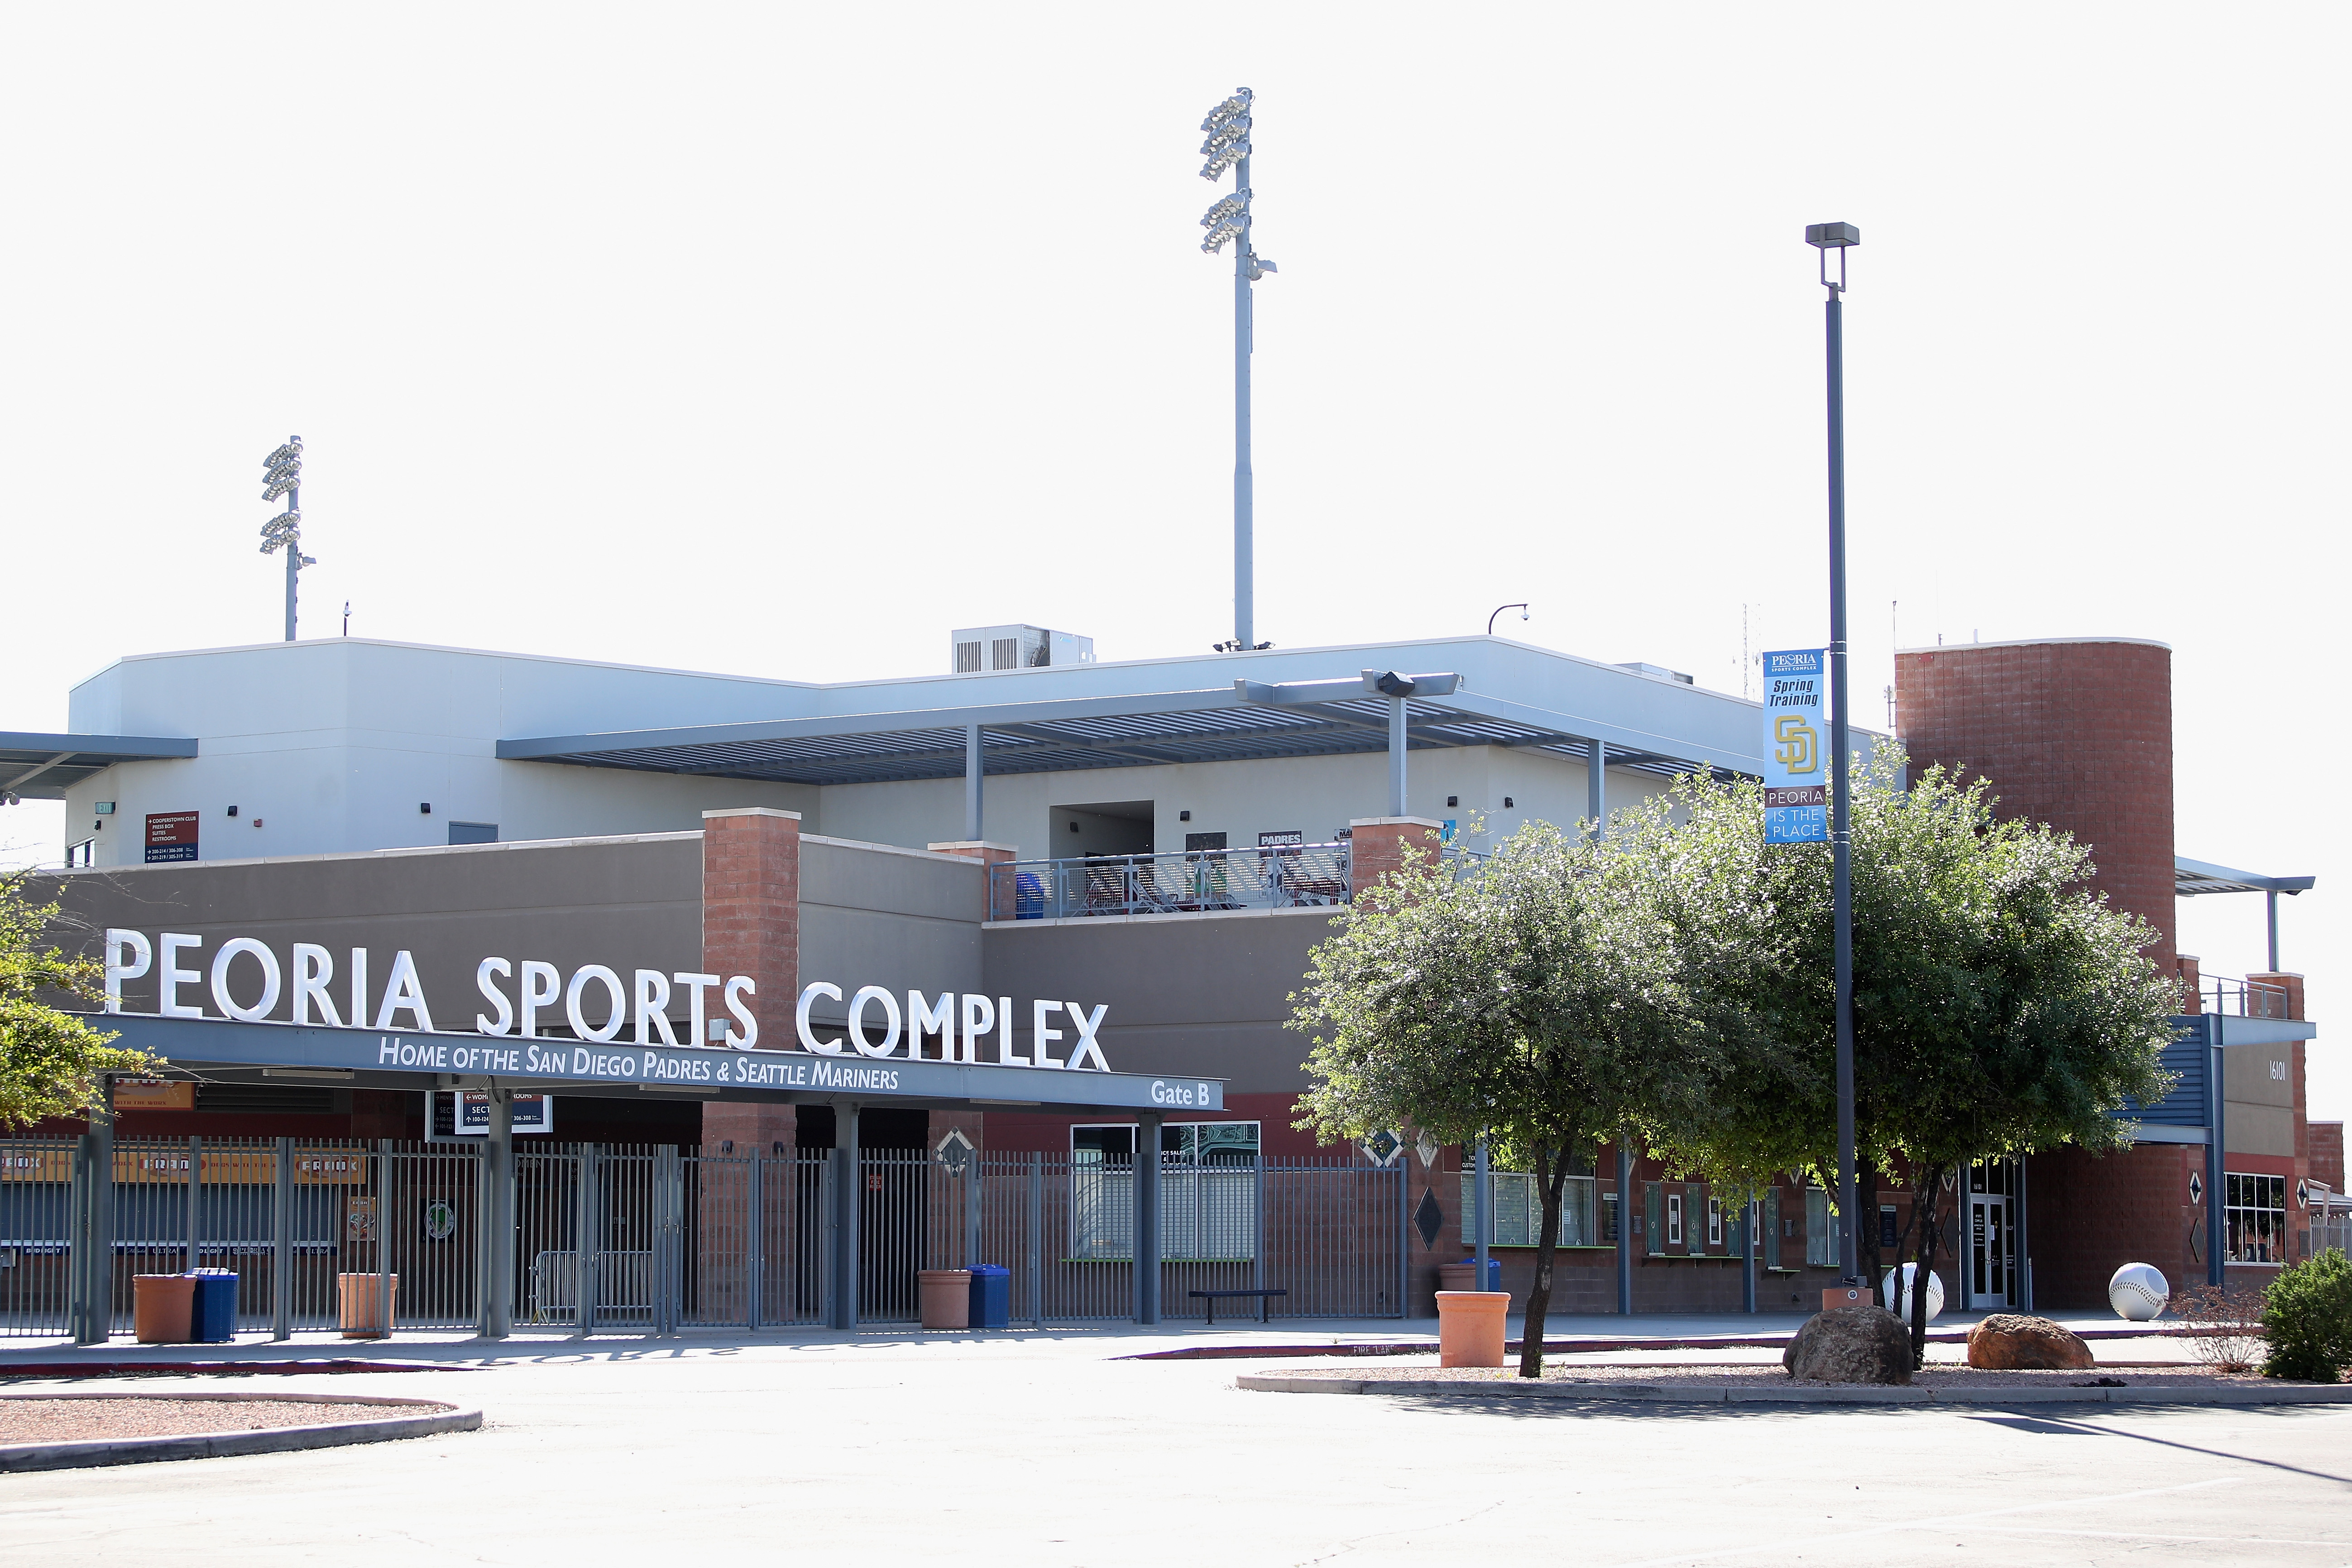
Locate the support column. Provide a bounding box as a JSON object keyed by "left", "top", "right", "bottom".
{"left": 1741, "top": 1193, "right": 1758, "bottom": 1314}
{"left": 1587, "top": 739, "right": 1607, "bottom": 839}
{"left": 71, "top": 1083, "right": 116, "bottom": 1346}
{"left": 964, "top": 724, "right": 984, "bottom": 843}
{"left": 2207, "top": 1017, "right": 2227, "bottom": 1287}
{"left": 479, "top": 1090, "right": 513, "bottom": 1339}
{"left": 831, "top": 1103, "right": 861, "bottom": 1329}
{"left": 701, "top": 807, "right": 802, "bottom": 1156}
{"left": 273, "top": 1138, "right": 293, "bottom": 1340}
{"left": 1135, "top": 1114, "right": 1163, "bottom": 1324}
{"left": 1473, "top": 1136, "right": 1491, "bottom": 1285}
{"left": 572, "top": 1144, "right": 599, "bottom": 1341}
{"left": 1387, "top": 695, "right": 1408, "bottom": 816}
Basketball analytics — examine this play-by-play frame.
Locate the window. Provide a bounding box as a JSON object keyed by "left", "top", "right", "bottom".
{"left": 1183, "top": 831, "right": 1228, "bottom": 853}
{"left": 2226, "top": 1172, "right": 2287, "bottom": 1264}
{"left": 1457, "top": 1157, "right": 1601, "bottom": 1248}
{"left": 1069, "top": 1122, "right": 1259, "bottom": 1261}
{"left": 1706, "top": 1194, "right": 1724, "bottom": 1249}
{"left": 65, "top": 839, "right": 97, "bottom": 868}
{"left": 1666, "top": 1190, "right": 1684, "bottom": 1247}
{"left": 1805, "top": 1186, "right": 1837, "bottom": 1267}
{"left": 448, "top": 822, "right": 498, "bottom": 846}
{"left": 1645, "top": 1183, "right": 1665, "bottom": 1257}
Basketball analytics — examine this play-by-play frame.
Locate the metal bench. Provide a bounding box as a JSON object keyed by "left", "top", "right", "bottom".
{"left": 1188, "top": 1287, "right": 1287, "bottom": 1324}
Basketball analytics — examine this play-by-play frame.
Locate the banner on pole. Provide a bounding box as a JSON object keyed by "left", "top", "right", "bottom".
{"left": 1760, "top": 648, "right": 1828, "bottom": 844}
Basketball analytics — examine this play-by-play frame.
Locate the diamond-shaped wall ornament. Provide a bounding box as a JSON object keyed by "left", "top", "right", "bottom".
{"left": 1360, "top": 1129, "right": 1402, "bottom": 1167}
{"left": 2188, "top": 1171, "right": 2204, "bottom": 1206}
{"left": 1415, "top": 1131, "right": 1439, "bottom": 1168}
{"left": 934, "top": 1127, "right": 974, "bottom": 1178}
{"left": 1413, "top": 1188, "right": 1445, "bottom": 1251}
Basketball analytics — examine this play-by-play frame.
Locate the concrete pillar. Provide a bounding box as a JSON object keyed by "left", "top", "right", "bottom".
{"left": 1346, "top": 817, "right": 1444, "bottom": 901}
{"left": 831, "top": 1102, "right": 861, "bottom": 1329}
{"left": 1387, "top": 695, "right": 1408, "bottom": 816}
{"left": 1587, "top": 739, "right": 1606, "bottom": 839}
{"left": 700, "top": 807, "right": 801, "bottom": 1155}
{"left": 479, "top": 1090, "right": 514, "bottom": 1338}
{"left": 929, "top": 841, "right": 1020, "bottom": 923}
{"left": 964, "top": 724, "right": 984, "bottom": 842}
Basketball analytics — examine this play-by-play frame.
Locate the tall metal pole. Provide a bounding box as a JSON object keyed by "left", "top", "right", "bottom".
{"left": 1810, "top": 223, "right": 1862, "bottom": 1286}
{"left": 1233, "top": 143, "right": 1254, "bottom": 652}
{"left": 283, "top": 460, "right": 301, "bottom": 643}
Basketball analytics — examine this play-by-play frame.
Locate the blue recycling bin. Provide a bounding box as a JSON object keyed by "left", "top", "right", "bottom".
{"left": 1457, "top": 1257, "right": 1501, "bottom": 1291}
{"left": 968, "top": 1264, "right": 1011, "bottom": 1329}
{"left": 189, "top": 1268, "right": 240, "bottom": 1343}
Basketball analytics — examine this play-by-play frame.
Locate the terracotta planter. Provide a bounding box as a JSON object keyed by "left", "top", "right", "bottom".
{"left": 1435, "top": 1290, "right": 1509, "bottom": 1368}
{"left": 919, "top": 1269, "right": 972, "bottom": 1330}
{"left": 337, "top": 1272, "right": 400, "bottom": 1338}
{"left": 133, "top": 1274, "right": 196, "bottom": 1344}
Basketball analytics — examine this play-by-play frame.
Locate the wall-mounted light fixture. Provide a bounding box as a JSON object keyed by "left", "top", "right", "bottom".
{"left": 226, "top": 805, "right": 239, "bottom": 817}
{"left": 1503, "top": 796, "right": 1514, "bottom": 809}
{"left": 1446, "top": 796, "right": 1458, "bottom": 808}
{"left": 1179, "top": 810, "right": 1192, "bottom": 821}
{"left": 419, "top": 802, "right": 432, "bottom": 815}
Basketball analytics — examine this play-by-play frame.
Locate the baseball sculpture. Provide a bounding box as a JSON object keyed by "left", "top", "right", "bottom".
{"left": 1880, "top": 1261, "right": 1946, "bottom": 1322}
{"left": 2108, "top": 1261, "right": 2169, "bottom": 1321}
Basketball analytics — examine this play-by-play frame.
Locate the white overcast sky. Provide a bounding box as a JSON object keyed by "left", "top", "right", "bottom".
{"left": 3, "top": 6, "right": 2344, "bottom": 1118}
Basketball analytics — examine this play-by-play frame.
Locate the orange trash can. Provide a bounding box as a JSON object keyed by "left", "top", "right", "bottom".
{"left": 133, "top": 1274, "right": 196, "bottom": 1344}
{"left": 337, "top": 1273, "right": 400, "bottom": 1338}
{"left": 1435, "top": 1290, "right": 1510, "bottom": 1368}
{"left": 918, "top": 1269, "right": 972, "bottom": 1329}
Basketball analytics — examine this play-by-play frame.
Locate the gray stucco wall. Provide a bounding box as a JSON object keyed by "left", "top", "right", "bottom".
{"left": 797, "top": 837, "right": 986, "bottom": 1008}
{"left": 37, "top": 834, "right": 705, "bottom": 1030}
{"left": 980, "top": 908, "right": 1334, "bottom": 1093}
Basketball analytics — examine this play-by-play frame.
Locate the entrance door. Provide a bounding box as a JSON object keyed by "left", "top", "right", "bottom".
{"left": 1962, "top": 1158, "right": 2017, "bottom": 1310}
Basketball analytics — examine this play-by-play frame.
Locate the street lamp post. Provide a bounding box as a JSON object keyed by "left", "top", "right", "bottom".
{"left": 1805, "top": 221, "right": 1861, "bottom": 1286}
{"left": 1198, "top": 87, "right": 1275, "bottom": 654}
{"left": 258, "top": 436, "right": 314, "bottom": 642}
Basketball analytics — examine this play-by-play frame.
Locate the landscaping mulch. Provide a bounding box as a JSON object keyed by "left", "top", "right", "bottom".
{"left": 1269, "top": 1361, "right": 2314, "bottom": 1390}
{"left": 0, "top": 1397, "right": 431, "bottom": 1443}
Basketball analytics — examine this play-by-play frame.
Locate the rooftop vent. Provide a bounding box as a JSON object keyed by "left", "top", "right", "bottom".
{"left": 951, "top": 624, "right": 1096, "bottom": 674}
{"left": 1614, "top": 662, "right": 1695, "bottom": 686}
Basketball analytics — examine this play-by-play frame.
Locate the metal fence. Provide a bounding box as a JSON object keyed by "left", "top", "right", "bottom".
{"left": 1, "top": 1138, "right": 1404, "bottom": 1338}
{"left": 992, "top": 843, "right": 1352, "bottom": 921}
{"left": 2313, "top": 1214, "right": 2351, "bottom": 1261}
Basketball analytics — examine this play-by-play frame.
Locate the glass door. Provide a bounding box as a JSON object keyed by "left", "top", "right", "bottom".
{"left": 1963, "top": 1160, "right": 2016, "bottom": 1309}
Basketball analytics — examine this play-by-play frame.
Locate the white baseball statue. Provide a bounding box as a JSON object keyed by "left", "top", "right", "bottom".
{"left": 2108, "top": 1261, "right": 2169, "bottom": 1321}
{"left": 1880, "top": 1261, "right": 1945, "bottom": 1322}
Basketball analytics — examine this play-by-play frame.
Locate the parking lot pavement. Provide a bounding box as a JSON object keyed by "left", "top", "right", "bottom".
{"left": 5, "top": 1333, "right": 2347, "bottom": 1566}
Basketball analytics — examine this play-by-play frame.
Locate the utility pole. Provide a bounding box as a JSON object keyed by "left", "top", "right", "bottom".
{"left": 1198, "top": 88, "right": 1275, "bottom": 653}
{"left": 258, "top": 436, "right": 313, "bottom": 641}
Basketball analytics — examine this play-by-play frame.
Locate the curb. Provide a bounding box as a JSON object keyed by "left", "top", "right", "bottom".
{"left": 1233, "top": 1373, "right": 2352, "bottom": 1407}
{"left": 0, "top": 1359, "right": 449, "bottom": 1380}
{"left": 0, "top": 1392, "right": 482, "bottom": 1472}
{"left": 1126, "top": 1324, "right": 2201, "bottom": 1362}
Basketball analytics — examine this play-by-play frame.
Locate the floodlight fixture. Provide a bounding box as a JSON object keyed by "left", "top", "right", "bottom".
{"left": 257, "top": 433, "right": 313, "bottom": 641}
{"left": 1196, "top": 86, "right": 1276, "bottom": 654}
{"left": 1805, "top": 221, "right": 1860, "bottom": 294}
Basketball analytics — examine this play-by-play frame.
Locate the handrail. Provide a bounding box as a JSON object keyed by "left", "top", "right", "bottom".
{"left": 991, "top": 842, "right": 1351, "bottom": 921}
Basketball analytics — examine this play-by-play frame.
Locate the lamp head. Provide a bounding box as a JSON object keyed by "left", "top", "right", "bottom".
{"left": 1805, "top": 222, "right": 1860, "bottom": 249}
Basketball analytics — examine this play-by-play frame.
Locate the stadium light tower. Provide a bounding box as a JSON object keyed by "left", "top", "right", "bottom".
{"left": 258, "top": 435, "right": 314, "bottom": 641}
{"left": 1198, "top": 87, "right": 1275, "bottom": 653}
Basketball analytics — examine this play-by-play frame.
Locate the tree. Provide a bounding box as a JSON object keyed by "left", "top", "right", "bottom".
{"left": 1, "top": 869, "right": 153, "bottom": 1128}
{"left": 1616, "top": 751, "right": 2180, "bottom": 1362}
{"left": 1289, "top": 822, "right": 1700, "bottom": 1377}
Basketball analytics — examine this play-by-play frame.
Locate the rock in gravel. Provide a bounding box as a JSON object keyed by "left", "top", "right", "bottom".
{"left": 1782, "top": 1306, "right": 1912, "bottom": 1385}
{"left": 1966, "top": 1313, "right": 2094, "bottom": 1370}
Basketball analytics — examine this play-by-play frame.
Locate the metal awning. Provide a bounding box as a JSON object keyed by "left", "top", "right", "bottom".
{"left": 2175, "top": 857, "right": 2316, "bottom": 897}
{"left": 0, "top": 731, "right": 198, "bottom": 800}
{"left": 496, "top": 676, "right": 1764, "bottom": 787}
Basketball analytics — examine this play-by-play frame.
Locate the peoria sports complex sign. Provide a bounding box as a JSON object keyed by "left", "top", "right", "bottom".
{"left": 87, "top": 929, "right": 1198, "bottom": 1109}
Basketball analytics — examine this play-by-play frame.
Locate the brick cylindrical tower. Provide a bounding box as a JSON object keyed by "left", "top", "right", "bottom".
{"left": 1894, "top": 638, "right": 2174, "bottom": 969}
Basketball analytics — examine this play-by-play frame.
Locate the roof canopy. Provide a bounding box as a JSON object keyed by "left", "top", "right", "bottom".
{"left": 2175, "top": 856, "right": 2316, "bottom": 897}
{"left": 0, "top": 731, "right": 197, "bottom": 800}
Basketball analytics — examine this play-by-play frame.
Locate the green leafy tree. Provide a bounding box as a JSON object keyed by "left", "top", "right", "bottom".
{"left": 1618, "top": 752, "right": 2179, "bottom": 1362}
{"left": 1290, "top": 823, "right": 1700, "bottom": 1377}
{"left": 1, "top": 869, "right": 153, "bottom": 1128}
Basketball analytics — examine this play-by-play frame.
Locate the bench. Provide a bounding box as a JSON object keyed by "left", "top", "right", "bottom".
{"left": 1188, "top": 1287, "right": 1287, "bottom": 1325}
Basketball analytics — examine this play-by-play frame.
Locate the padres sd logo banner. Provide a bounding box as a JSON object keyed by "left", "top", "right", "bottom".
{"left": 1760, "top": 648, "right": 1828, "bottom": 844}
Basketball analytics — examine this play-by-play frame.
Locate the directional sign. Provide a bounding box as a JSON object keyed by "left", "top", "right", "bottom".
{"left": 1760, "top": 649, "right": 1828, "bottom": 844}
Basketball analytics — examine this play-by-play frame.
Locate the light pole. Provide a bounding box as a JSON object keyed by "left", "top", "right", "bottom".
{"left": 258, "top": 436, "right": 314, "bottom": 641}
{"left": 1198, "top": 87, "right": 1275, "bottom": 654}
{"left": 1487, "top": 603, "right": 1528, "bottom": 636}
{"left": 1805, "top": 221, "right": 1860, "bottom": 1286}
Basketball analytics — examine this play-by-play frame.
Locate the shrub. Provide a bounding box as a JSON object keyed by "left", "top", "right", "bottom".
{"left": 2170, "top": 1282, "right": 2265, "bottom": 1373}
{"left": 2261, "top": 1249, "right": 2352, "bottom": 1383}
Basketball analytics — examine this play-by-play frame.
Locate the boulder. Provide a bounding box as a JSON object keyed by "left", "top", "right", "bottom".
{"left": 1966, "top": 1313, "right": 2095, "bottom": 1370}
{"left": 1782, "top": 1306, "right": 1912, "bottom": 1385}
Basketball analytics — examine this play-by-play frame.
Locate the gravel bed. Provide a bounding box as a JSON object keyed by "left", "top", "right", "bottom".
{"left": 1272, "top": 1361, "right": 2302, "bottom": 1390}
{"left": 0, "top": 1398, "right": 434, "bottom": 1443}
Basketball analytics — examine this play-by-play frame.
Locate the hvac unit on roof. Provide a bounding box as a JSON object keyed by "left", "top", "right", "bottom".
{"left": 949, "top": 625, "right": 1096, "bottom": 673}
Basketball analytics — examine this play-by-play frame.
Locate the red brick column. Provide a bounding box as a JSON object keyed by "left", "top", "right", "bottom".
{"left": 927, "top": 841, "right": 1019, "bottom": 921}
{"left": 1346, "top": 817, "right": 1444, "bottom": 901}
{"left": 2177, "top": 954, "right": 2203, "bottom": 1014}
{"left": 701, "top": 808, "right": 801, "bottom": 1155}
